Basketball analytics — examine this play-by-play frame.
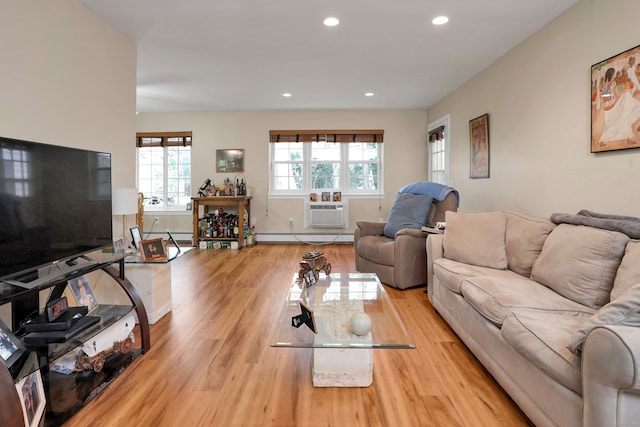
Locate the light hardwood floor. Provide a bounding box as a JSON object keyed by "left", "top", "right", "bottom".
{"left": 64, "top": 244, "right": 531, "bottom": 427}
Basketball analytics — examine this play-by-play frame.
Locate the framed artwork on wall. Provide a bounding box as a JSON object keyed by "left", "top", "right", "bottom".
{"left": 469, "top": 113, "right": 490, "bottom": 179}
{"left": 591, "top": 43, "right": 640, "bottom": 153}
{"left": 216, "top": 149, "right": 245, "bottom": 173}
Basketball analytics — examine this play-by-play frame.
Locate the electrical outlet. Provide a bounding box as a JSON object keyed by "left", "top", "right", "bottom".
{"left": 289, "top": 217, "right": 294, "bottom": 226}
{"left": 154, "top": 217, "right": 160, "bottom": 224}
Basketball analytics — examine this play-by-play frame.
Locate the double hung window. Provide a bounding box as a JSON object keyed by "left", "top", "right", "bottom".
{"left": 136, "top": 131, "right": 192, "bottom": 209}
{"left": 269, "top": 130, "right": 383, "bottom": 196}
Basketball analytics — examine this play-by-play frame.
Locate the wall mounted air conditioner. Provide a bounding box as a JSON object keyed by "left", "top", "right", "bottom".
{"left": 305, "top": 201, "right": 348, "bottom": 228}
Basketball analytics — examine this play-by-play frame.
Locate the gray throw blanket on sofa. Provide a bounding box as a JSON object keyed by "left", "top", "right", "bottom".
{"left": 550, "top": 209, "right": 640, "bottom": 239}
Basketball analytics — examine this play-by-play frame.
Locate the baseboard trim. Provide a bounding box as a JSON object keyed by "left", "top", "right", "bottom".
{"left": 257, "top": 233, "right": 354, "bottom": 244}
{"left": 144, "top": 231, "right": 355, "bottom": 245}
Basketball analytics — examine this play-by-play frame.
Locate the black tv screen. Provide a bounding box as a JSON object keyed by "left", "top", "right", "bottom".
{"left": 0, "top": 136, "right": 112, "bottom": 280}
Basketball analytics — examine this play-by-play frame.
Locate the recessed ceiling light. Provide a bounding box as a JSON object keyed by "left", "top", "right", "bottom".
{"left": 432, "top": 16, "right": 449, "bottom": 25}
{"left": 282, "top": 93, "right": 292, "bottom": 97}
{"left": 365, "top": 92, "right": 374, "bottom": 97}
{"left": 323, "top": 17, "right": 340, "bottom": 27}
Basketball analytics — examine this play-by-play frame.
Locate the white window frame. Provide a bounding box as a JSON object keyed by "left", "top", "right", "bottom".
{"left": 136, "top": 133, "right": 192, "bottom": 212}
{"left": 428, "top": 114, "right": 450, "bottom": 186}
{"left": 269, "top": 141, "right": 383, "bottom": 198}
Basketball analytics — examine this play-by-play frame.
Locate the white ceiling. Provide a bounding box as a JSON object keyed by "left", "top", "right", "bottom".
{"left": 81, "top": 0, "right": 578, "bottom": 113}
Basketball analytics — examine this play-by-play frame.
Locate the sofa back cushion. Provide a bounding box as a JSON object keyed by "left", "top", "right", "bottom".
{"left": 505, "top": 211, "right": 556, "bottom": 277}
{"left": 531, "top": 224, "right": 629, "bottom": 308}
{"left": 443, "top": 211, "right": 507, "bottom": 269}
{"left": 611, "top": 240, "right": 640, "bottom": 301}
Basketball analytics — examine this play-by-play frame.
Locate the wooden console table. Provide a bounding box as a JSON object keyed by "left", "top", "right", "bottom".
{"left": 192, "top": 196, "right": 252, "bottom": 248}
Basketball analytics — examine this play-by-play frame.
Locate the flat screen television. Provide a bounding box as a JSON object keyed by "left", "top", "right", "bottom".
{"left": 0, "top": 136, "right": 112, "bottom": 282}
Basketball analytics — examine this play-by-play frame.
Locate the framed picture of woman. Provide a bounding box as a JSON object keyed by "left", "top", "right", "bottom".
{"left": 591, "top": 43, "right": 640, "bottom": 152}
{"left": 469, "top": 113, "right": 490, "bottom": 178}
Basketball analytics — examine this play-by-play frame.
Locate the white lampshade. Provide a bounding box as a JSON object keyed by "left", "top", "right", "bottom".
{"left": 113, "top": 188, "right": 139, "bottom": 215}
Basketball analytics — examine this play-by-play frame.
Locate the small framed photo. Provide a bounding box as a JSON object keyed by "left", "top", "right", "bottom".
{"left": 332, "top": 192, "right": 342, "bottom": 202}
{"left": 0, "top": 319, "right": 24, "bottom": 369}
{"left": 216, "top": 149, "right": 245, "bottom": 173}
{"left": 68, "top": 276, "right": 98, "bottom": 312}
{"left": 321, "top": 192, "right": 331, "bottom": 202}
{"left": 140, "top": 238, "right": 167, "bottom": 261}
{"left": 309, "top": 193, "right": 318, "bottom": 202}
{"left": 130, "top": 225, "right": 142, "bottom": 250}
{"left": 113, "top": 236, "right": 125, "bottom": 253}
{"left": 16, "top": 353, "right": 46, "bottom": 427}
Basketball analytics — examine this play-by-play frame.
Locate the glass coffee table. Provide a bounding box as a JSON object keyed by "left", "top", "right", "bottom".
{"left": 271, "top": 273, "right": 415, "bottom": 387}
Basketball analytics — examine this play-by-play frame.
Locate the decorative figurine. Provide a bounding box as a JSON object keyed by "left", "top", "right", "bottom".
{"left": 297, "top": 249, "right": 331, "bottom": 283}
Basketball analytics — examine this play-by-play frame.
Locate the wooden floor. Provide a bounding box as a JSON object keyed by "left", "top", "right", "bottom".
{"left": 64, "top": 244, "right": 531, "bottom": 427}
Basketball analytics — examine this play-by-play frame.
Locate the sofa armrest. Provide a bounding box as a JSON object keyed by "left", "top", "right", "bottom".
{"left": 426, "top": 234, "right": 444, "bottom": 298}
{"left": 354, "top": 220, "right": 386, "bottom": 237}
{"left": 582, "top": 325, "right": 640, "bottom": 427}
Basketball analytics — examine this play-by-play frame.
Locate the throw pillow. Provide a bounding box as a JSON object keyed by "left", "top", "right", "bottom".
{"left": 530, "top": 224, "right": 629, "bottom": 308}
{"left": 611, "top": 240, "right": 640, "bottom": 301}
{"left": 443, "top": 211, "right": 508, "bottom": 269}
{"left": 567, "top": 282, "right": 640, "bottom": 354}
{"left": 505, "top": 211, "right": 556, "bottom": 277}
{"left": 383, "top": 193, "right": 433, "bottom": 239}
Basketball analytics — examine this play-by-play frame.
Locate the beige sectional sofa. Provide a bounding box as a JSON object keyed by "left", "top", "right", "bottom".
{"left": 426, "top": 211, "right": 640, "bottom": 427}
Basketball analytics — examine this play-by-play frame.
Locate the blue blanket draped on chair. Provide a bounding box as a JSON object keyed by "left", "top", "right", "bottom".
{"left": 397, "top": 182, "right": 459, "bottom": 207}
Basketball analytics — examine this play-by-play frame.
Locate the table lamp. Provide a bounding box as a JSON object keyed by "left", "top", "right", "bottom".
{"left": 113, "top": 187, "right": 139, "bottom": 246}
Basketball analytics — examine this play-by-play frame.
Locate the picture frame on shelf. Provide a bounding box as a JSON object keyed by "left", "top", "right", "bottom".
{"left": 321, "top": 192, "right": 330, "bottom": 202}
{"left": 309, "top": 193, "right": 318, "bottom": 202}
{"left": 216, "top": 149, "right": 245, "bottom": 173}
{"left": 0, "top": 318, "right": 24, "bottom": 369}
{"left": 332, "top": 192, "right": 342, "bottom": 202}
{"left": 139, "top": 237, "right": 167, "bottom": 261}
{"left": 130, "top": 225, "right": 142, "bottom": 250}
{"left": 469, "top": 113, "right": 490, "bottom": 179}
{"left": 15, "top": 353, "right": 45, "bottom": 427}
{"left": 113, "top": 236, "right": 125, "bottom": 253}
{"left": 591, "top": 43, "right": 640, "bottom": 153}
{"left": 68, "top": 276, "right": 98, "bottom": 313}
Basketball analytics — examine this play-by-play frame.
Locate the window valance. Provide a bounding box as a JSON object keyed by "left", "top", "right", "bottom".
{"left": 136, "top": 131, "right": 192, "bottom": 147}
{"left": 428, "top": 126, "right": 445, "bottom": 142}
{"left": 269, "top": 129, "right": 384, "bottom": 143}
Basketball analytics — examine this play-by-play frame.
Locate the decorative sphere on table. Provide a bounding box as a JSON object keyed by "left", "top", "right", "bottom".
{"left": 349, "top": 312, "right": 371, "bottom": 336}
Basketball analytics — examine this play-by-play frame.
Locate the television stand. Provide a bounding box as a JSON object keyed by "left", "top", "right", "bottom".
{"left": 4, "top": 257, "right": 98, "bottom": 290}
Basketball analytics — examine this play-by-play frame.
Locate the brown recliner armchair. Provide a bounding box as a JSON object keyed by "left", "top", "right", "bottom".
{"left": 354, "top": 182, "right": 458, "bottom": 289}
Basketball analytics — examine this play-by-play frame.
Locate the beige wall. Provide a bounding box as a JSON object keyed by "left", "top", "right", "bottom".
{"left": 1, "top": 0, "right": 137, "bottom": 240}
{"left": 136, "top": 110, "right": 428, "bottom": 236}
{"left": 0, "top": 0, "right": 137, "bottom": 188}
{"left": 427, "top": 0, "right": 640, "bottom": 217}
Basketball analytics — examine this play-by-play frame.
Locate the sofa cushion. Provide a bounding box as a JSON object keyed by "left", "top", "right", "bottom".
{"left": 505, "top": 211, "right": 556, "bottom": 277}
{"left": 383, "top": 193, "right": 433, "bottom": 239}
{"left": 461, "top": 275, "right": 595, "bottom": 326}
{"left": 567, "top": 283, "right": 640, "bottom": 354}
{"left": 502, "top": 309, "right": 587, "bottom": 394}
{"left": 443, "top": 211, "right": 507, "bottom": 270}
{"left": 611, "top": 240, "right": 640, "bottom": 301}
{"left": 356, "top": 235, "right": 395, "bottom": 266}
{"left": 530, "top": 224, "right": 629, "bottom": 308}
{"left": 433, "top": 258, "right": 521, "bottom": 295}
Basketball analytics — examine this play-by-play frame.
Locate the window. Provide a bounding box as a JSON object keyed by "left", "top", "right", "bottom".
{"left": 269, "top": 130, "right": 383, "bottom": 196}
{"left": 1, "top": 147, "right": 31, "bottom": 197}
{"left": 428, "top": 115, "right": 450, "bottom": 185}
{"left": 136, "top": 132, "right": 192, "bottom": 209}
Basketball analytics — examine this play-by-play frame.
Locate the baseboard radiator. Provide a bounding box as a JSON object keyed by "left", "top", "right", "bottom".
{"left": 304, "top": 201, "right": 348, "bottom": 229}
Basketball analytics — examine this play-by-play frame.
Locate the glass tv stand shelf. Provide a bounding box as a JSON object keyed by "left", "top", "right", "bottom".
{"left": 272, "top": 273, "right": 414, "bottom": 387}
{"left": 0, "top": 251, "right": 150, "bottom": 426}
